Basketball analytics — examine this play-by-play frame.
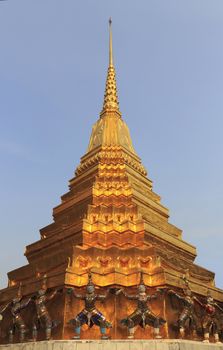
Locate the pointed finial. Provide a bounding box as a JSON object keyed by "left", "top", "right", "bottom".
{"left": 139, "top": 271, "right": 144, "bottom": 285}
{"left": 207, "top": 289, "right": 212, "bottom": 297}
{"left": 138, "top": 271, "right": 146, "bottom": 292}
{"left": 100, "top": 19, "right": 121, "bottom": 117}
{"left": 41, "top": 274, "right": 48, "bottom": 290}
{"left": 87, "top": 271, "right": 93, "bottom": 286}
{"left": 17, "top": 282, "right": 22, "bottom": 298}
{"left": 109, "top": 17, "right": 113, "bottom": 66}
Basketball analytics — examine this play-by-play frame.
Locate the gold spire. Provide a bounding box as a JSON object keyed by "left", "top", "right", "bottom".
{"left": 109, "top": 17, "right": 113, "bottom": 66}
{"left": 100, "top": 18, "right": 121, "bottom": 117}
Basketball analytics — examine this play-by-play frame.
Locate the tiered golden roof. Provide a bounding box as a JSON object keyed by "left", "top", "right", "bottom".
{"left": 1, "top": 17, "right": 222, "bottom": 298}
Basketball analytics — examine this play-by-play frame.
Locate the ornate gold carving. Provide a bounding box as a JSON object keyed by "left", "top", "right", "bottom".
{"left": 117, "top": 256, "right": 131, "bottom": 268}
{"left": 76, "top": 147, "right": 147, "bottom": 176}
{"left": 75, "top": 256, "right": 92, "bottom": 268}
{"left": 137, "top": 256, "right": 151, "bottom": 268}
{"left": 97, "top": 256, "right": 112, "bottom": 268}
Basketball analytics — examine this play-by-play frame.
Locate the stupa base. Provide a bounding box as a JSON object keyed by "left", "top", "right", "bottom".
{"left": 0, "top": 339, "right": 223, "bottom": 350}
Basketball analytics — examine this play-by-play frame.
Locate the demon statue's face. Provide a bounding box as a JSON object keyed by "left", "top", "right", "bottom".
{"left": 86, "top": 285, "right": 95, "bottom": 294}
{"left": 38, "top": 289, "right": 46, "bottom": 296}
{"left": 138, "top": 284, "right": 146, "bottom": 294}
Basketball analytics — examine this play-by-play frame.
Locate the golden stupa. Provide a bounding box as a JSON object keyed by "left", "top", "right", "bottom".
{"left": 0, "top": 20, "right": 223, "bottom": 343}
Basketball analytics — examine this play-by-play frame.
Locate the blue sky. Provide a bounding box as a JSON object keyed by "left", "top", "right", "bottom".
{"left": 0, "top": 0, "right": 223, "bottom": 290}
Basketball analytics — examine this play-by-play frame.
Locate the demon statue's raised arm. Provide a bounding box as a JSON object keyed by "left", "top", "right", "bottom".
{"left": 32, "top": 275, "right": 61, "bottom": 341}
{"left": 67, "top": 273, "right": 112, "bottom": 339}
{"left": 0, "top": 284, "right": 30, "bottom": 343}
{"left": 120, "top": 274, "right": 166, "bottom": 339}
{"left": 198, "top": 291, "right": 223, "bottom": 343}
{"left": 168, "top": 279, "right": 202, "bottom": 339}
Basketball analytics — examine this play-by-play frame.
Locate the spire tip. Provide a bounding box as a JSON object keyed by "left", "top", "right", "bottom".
{"left": 109, "top": 17, "right": 113, "bottom": 67}
{"left": 100, "top": 19, "right": 121, "bottom": 116}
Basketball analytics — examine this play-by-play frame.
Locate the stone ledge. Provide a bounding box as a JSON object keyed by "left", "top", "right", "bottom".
{"left": 0, "top": 340, "right": 223, "bottom": 350}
